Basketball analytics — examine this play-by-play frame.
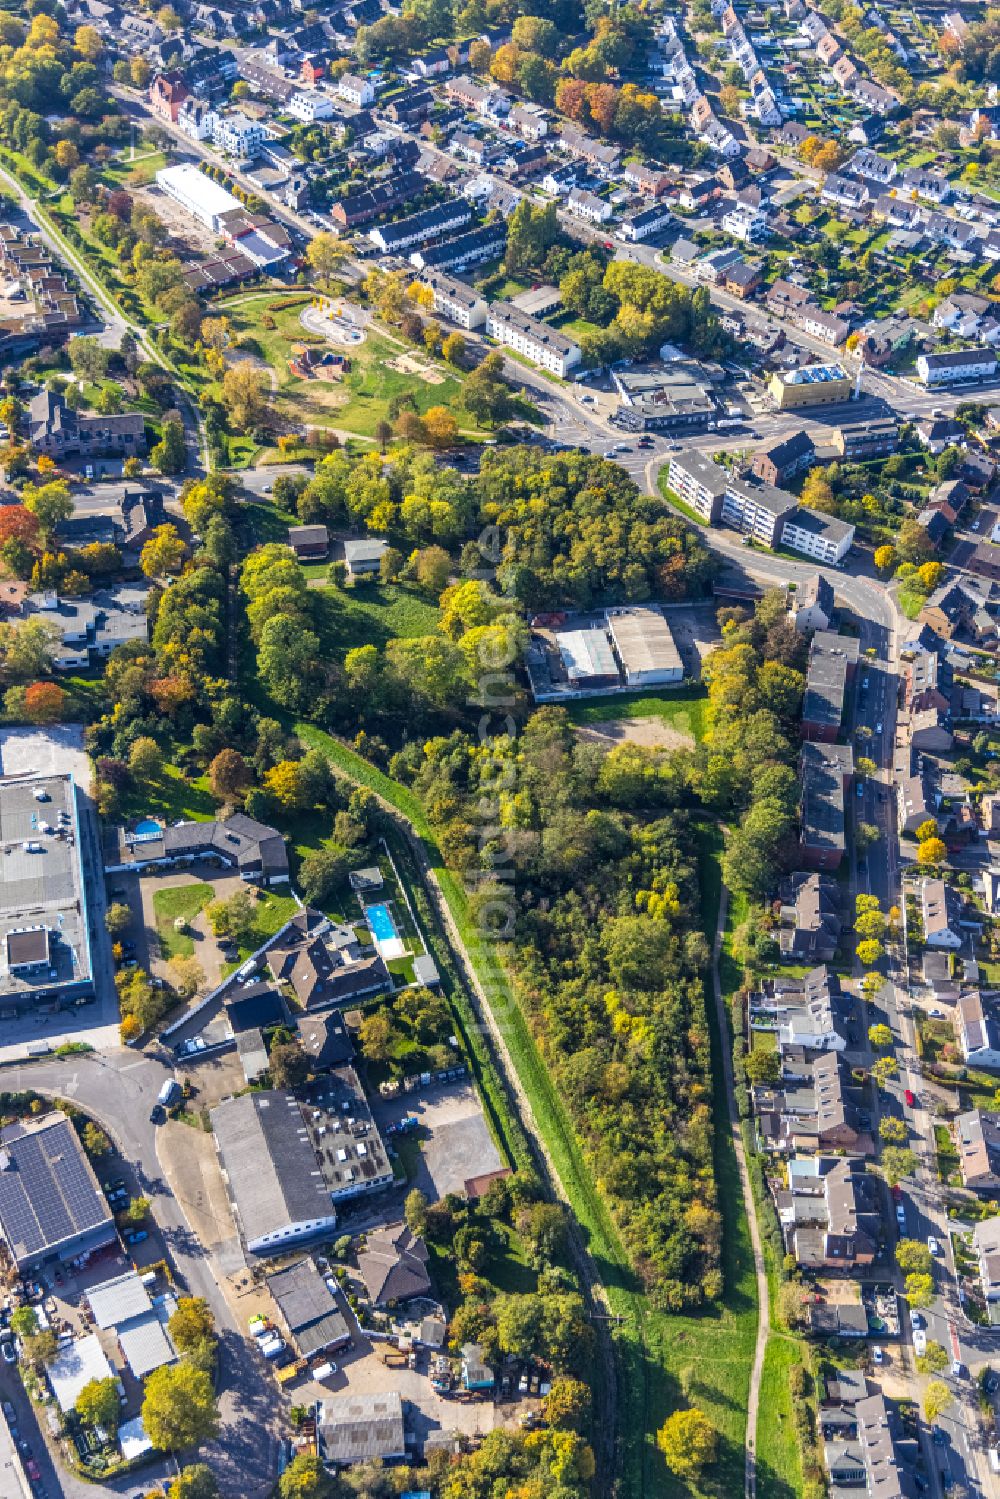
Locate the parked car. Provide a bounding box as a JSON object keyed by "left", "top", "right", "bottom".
{"left": 872, "top": 1346, "right": 884, "bottom": 1365}
{"left": 124, "top": 1230, "right": 148, "bottom": 1246}
{"left": 928, "top": 1235, "right": 940, "bottom": 1255}
{"left": 25, "top": 1458, "right": 40, "bottom": 1482}
{"left": 904, "top": 1089, "right": 915, "bottom": 1106}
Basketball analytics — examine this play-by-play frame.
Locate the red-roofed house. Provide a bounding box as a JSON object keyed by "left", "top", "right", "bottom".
{"left": 149, "top": 72, "right": 189, "bottom": 125}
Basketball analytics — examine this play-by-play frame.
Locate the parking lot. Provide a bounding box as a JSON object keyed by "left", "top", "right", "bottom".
{"left": 373, "top": 1082, "right": 505, "bottom": 1202}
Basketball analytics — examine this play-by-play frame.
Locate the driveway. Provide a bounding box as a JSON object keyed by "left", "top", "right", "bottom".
{"left": 3, "top": 1051, "right": 284, "bottom": 1498}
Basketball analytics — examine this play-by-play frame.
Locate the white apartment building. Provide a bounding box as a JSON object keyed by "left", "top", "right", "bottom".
{"left": 338, "top": 73, "right": 375, "bottom": 107}
{"left": 177, "top": 100, "right": 218, "bottom": 142}
{"left": 486, "top": 301, "right": 581, "bottom": 377}
{"left": 721, "top": 476, "right": 796, "bottom": 545}
{"left": 666, "top": 451, "right": 727, "bottom": 522}
{"left": 288, "top": 91, "right": 333, "bottom": 123}
{"left": 722, "top": 204, "right": 768, "bottom": 243}
{"left": 780, "top": 507, "right": 855, "bottom": 564}
{"left": 415, "top": 270, "right": 488, "bottom": 330}
{"left": 213, "top": 113, "right": 265, "bottom": 158}
{"left": 917, "top": 349, "right": 998, "bottom": 386}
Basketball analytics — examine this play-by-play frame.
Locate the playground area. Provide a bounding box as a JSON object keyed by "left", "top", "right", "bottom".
{"left": 300, "top": 298, "right": 367, "bottom": 347}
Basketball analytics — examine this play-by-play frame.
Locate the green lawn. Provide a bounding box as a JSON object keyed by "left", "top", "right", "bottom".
{"left": 118, "top": 765, "right": 216, "bottom": 827}
{"left": 757, "top": 1335, "right": 807, "bottom": 1499}
{"left": 214, "top": 294, "right": 483, "bottom": 439}
{"left": 152, "top": 882, "right": 214, "bottom": 961}
{"left": 310, "top": 580, "right": 441, "bottom": 660}
{"left": 658, "top": 474, "right": 710, "bottom": 530}
{"left": 567, "top": 686, "right": 710, "bottom": 744}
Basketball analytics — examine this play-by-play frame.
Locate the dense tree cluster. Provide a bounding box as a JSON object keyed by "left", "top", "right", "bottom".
{"left": 699, "top": 593, "right": 805, "bottom": 899}
{"left": 392, "top": 708, "right": 720, "bottom": 1307}
{"left": 476, "top": 447, "right": 717, "bottom": 608}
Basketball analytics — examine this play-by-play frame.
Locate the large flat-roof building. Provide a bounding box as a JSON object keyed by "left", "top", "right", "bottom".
{"left": 0, "top": 1113, "right": 116, "bottom": 1272}
{"left": 721, "top": 476, "right": 797, "bottom": 546}
{"left": 666, "top": 450, "right": 728, "bottom": 523}
{"left": 211, "top": 1091, "right": 339, "bottom": 1256}
{"left": 212, "top": 1071, "right": 393, "bottom": 1255}
{"left": 318, "top": 1391, "right": 406, "bottom": 1467}
{"left": 799, "top": 741, "right": 853, "bottom": 871}
{"left": 768, "top": 364, "right": 854, "bottom": 409}
{"left": 156, "top": 162, "right": 244, "bottom": 232}
{"left": 606, "top": 607, "right": 684, "bottom": 686}
{"left": 780, "top": 508, "right": 855, "bottom": 566}
{"left": 0, "top": 773, "right": 94, "bottom": 1010}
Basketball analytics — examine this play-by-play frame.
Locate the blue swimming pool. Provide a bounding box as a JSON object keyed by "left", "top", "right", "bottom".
{"left": 134, "top": 818, "right": 162, "bottom": 838}
{"left": 366, "top": 903, "right": 398, "bottom": 943}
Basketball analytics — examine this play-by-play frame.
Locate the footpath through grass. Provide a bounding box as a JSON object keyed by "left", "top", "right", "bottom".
{"left": 298, "top": 726, "right": 763, "bottom": 1497}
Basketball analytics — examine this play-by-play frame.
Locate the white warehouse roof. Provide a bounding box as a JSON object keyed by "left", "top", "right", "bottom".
{"left": 156, "top": 163, "right": 241, "bottom": 220}
{"left": 47, "top": 1333, "right": 114, "bottom": 1413}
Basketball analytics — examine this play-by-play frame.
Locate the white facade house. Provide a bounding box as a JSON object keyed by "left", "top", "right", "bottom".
{"left": 960, "top": 992, "right": 1000, "bottom": 1070}
{"left": 176, "top": 99, "right": 218, "bottom": 141}
{"left": 213, "top": 112, "right": 265, "bottom": 158}
{"left": 566, "top": 187, "right": 612, "bottom": 223}
{"left": 722, "top": 204, "right": 768, "bottom": 243}
{"left": 667, "top": 451, "right": 727, "bottom": 523}
{"left": 917, "top": 349, "right": 998, "bottom": 386}
{"left": 415, "top": 270, "right": 488, "bottom": 330}
{"left": 922, "top": 878, "right": 964, "bottom": 948}
{"left": 288, "top": 91, "right": 333, "bottom": 123}
{"left": 721, "top": 476, "right": 796, "bottom": 545}
{"left": 338, "top": 73, "right": 375, "bottom": 107}
{"left": 486, "top": 302, "right": 581, "bottom": 377}
{"left": 619, "top": 203, "right": 674, "bottom": 242}
{"left": 780, "top": 508, "right": 855, "bottom": 564}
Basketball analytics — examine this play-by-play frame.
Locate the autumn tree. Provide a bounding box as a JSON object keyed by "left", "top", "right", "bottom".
{"left": 169, "top": 1466, "right": 220, "bottom": 1499}
{"left": 896, "top": 1239, "right": 932, "bottom": 1275}
{"left": 358, "top": 1010, "right": 392, "bottom": 1062}
{"left": 269, "top": 1039, "right": 310, "bottom": 1089}
{"left": 423, "top": 406, "right": 457, "bottom": 449}
{"left": 917, "top": 837, "right": 947, "bottom": 867}
{"left": 871, "top": 1056, "right": 898, "bottom": 1088}
{"left": 220, "top": 364, "right": 271, "bottom": 435}
{"left": 208, "top": 748, "right": 252, "bottom": 801}
{"left": 905, "top": 1272, "right": 935, "bottom": 1309}
{"left": 923, "top": 1379, "right": 952, "bottom": 1423}
{"left": 881, "top": 1146, "right": 919, "bottom": 1186}
{"left": 656, "top": 1409, "right": 718, "bottom": 1481}
{"left": 141, "top": 524, "right": 186, "bottom": 578}
{"left": 879, "top": 1117, "right": 907, "bottom": 1143}
{"left": 142, "top": 1361, "right": 219, "bottom": 1451}
{"left": 75, "top": 1376, "right": 120, "bottom": 1432}
{"left": 22, "top": 682, "right": 66, "bottom": 723}
{"left": 306, "top": 233, "right": 344, "bottom": 282}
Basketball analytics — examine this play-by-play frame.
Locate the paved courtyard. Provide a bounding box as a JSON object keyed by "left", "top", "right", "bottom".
{"left": 374, "top": 1081, "right": 504, "bottom": 1201}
